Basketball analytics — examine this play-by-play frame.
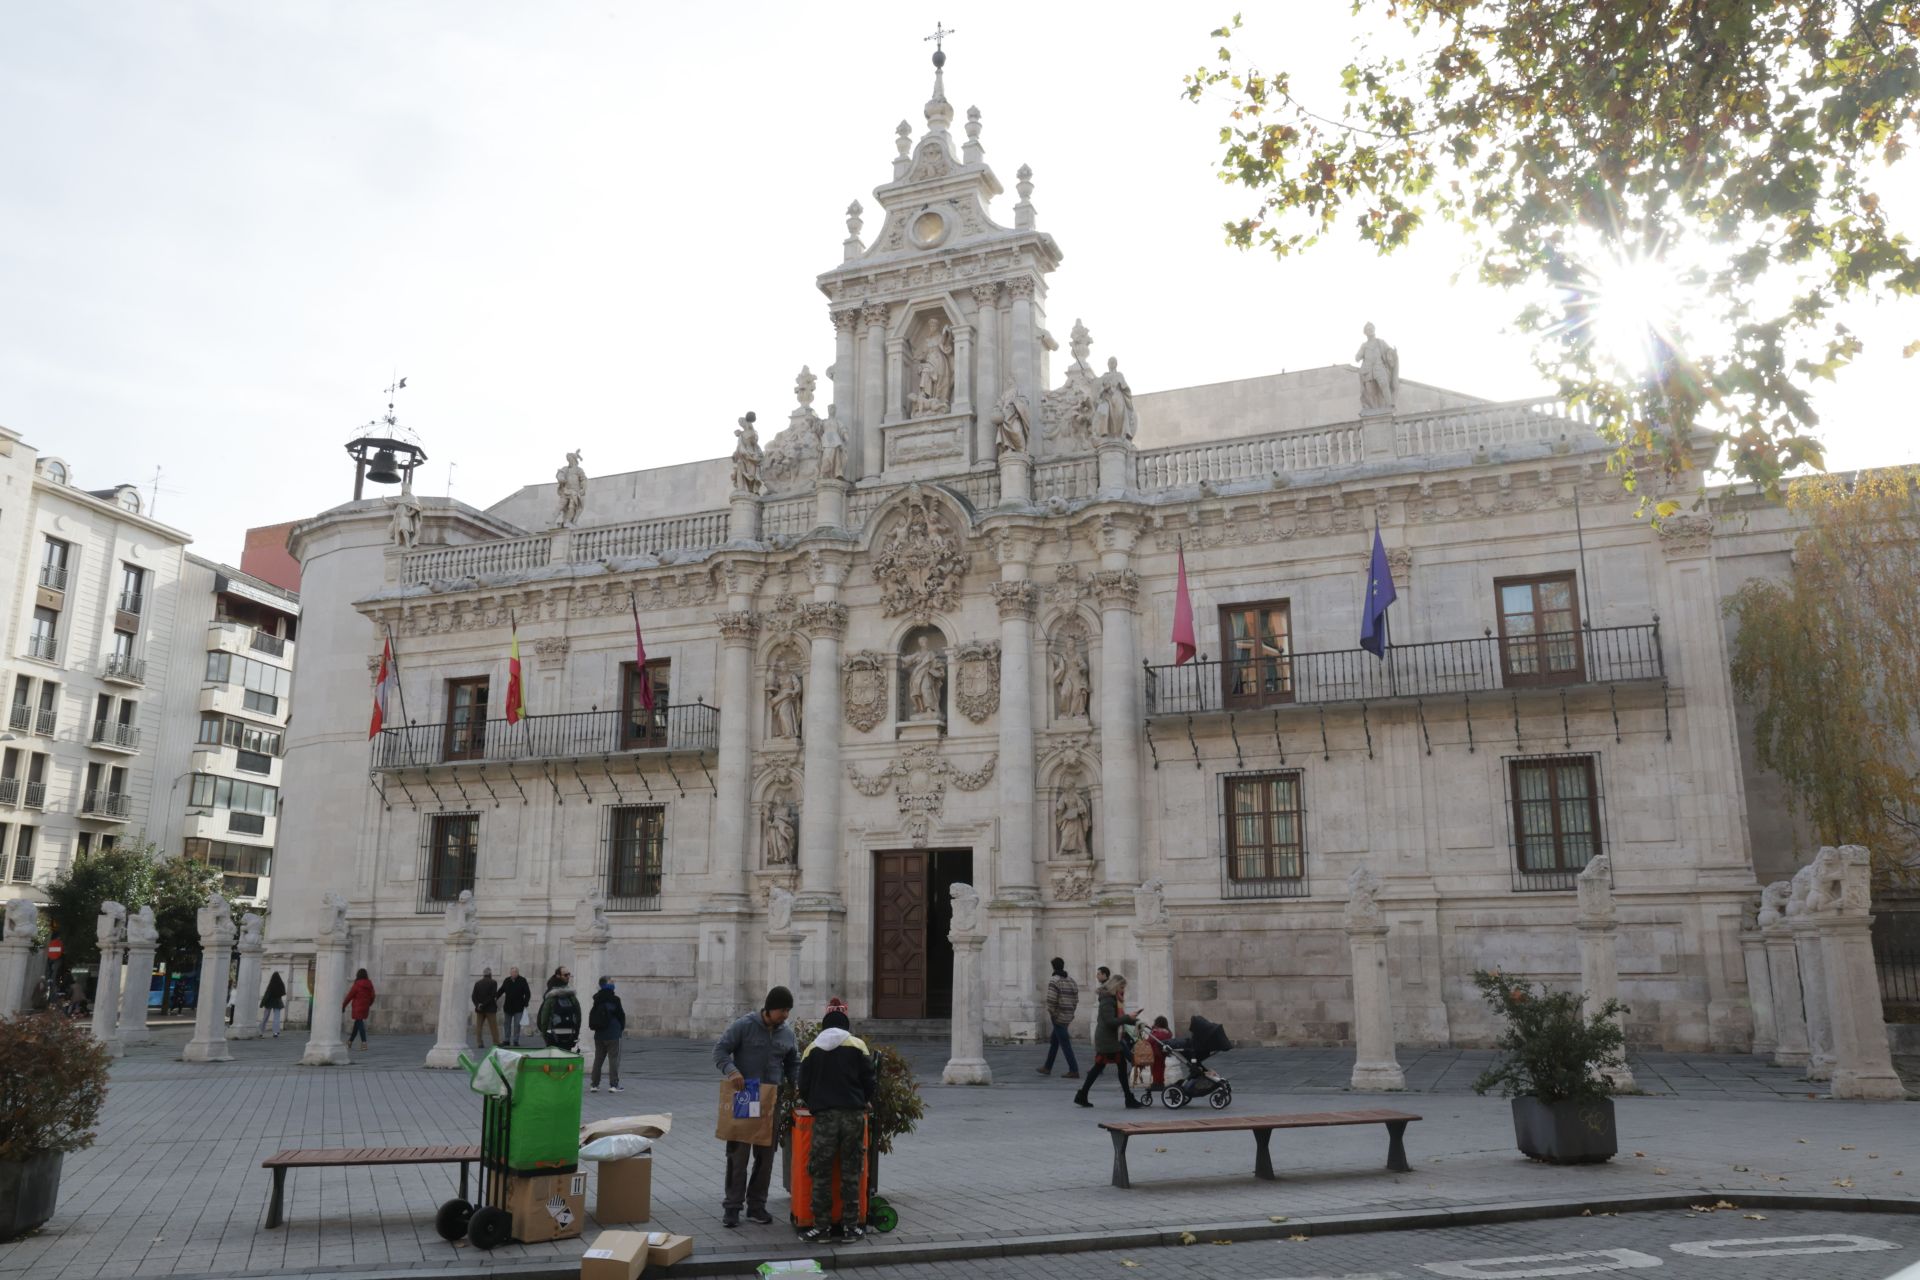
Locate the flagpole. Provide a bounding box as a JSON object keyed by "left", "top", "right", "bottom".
{"left": 386, "top": 623, "right": 418, "bottom": 765}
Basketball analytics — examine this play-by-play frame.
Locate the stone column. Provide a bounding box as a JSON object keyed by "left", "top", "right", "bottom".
{"left": 425, "top": 894, "right": 479, "bottom": 1068}
{"left": 1096, "top": 440, "right": 1135, "bottom": 495}
{"left": 951, "top": 323, "right": 973, "bottom": 419}
{"left": 794, "top": 596, "right": 849, "bottom": 1012}
{"left": 971, "top": 284, "right": 1000, "bottom": 463}
{"left": 90, "top": 902, "right": 126, "bottom": 1059}
{"left": 1574, "top": 856, "right": 1635, "bottom": 1091}
{"left": 816, "top": 477, "right": 850, "bottom": 529}
{"left": 860, "top": 303, "right": 888, "bottom": 478}
{"left": 0, "top": 899, "right": 39, "bottom": 1017}
{"left": 830, "top": 308, "right": 861, "bottom": 477}
{"left": 119, "top": 906, "right": 158, "bottom": 1047}
{"left": 1739, "top": 921, "right": 1776, "bottom": 1059}
{"left": 1809, "top": 845, "right": 1906, "bottom": 1100}
{"left": 183, "top": 895, "right": 237, "bottom": 1064}
{"left": 942, "top": 885, "right": 991, "bottom": 1085}
{"left": 1132, "top": 881, "right": 1175, "bottom": 1031}
{"left": 1787, "top": 866, "right": 1835, "bottom": 1080}
{"left": 1758, "top": 881, "right": 1810, "bottom": 1068}
{"left": 884, "top": 338, "right": 906, "bottom": 426}
{"left": 730, "top": 490, "right": 762, "bottom": 542}
{"left": 301, "top": 893, "right": 352, "bottom": 1066}
{"left": 573, "top": 889, "right": 611, "bottom": 992}
{"left": 227, "top": 913, "right": 264, "bottom": 1041}
{"left": 1092, "top": 566, "right": 1142, "bottom": 891}
{"left": 694, "top": 607, "right": 760, "bottom": 1029}
{"left": 1344, "top": 869, "right": 1405, "bottom": 1091}
{"left": 767, "top": 928, "right": 803, "bottom": 1001}
{"left": 1006, "top": 278, "right": 1036, "bottom": 413}
{"left": 984, "top": 576, "right": 1042, "bottom": 1038}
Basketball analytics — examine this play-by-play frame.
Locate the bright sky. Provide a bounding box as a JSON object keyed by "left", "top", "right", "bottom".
{"left": 4, "top": 3, "right": 1915, "bottom": 562}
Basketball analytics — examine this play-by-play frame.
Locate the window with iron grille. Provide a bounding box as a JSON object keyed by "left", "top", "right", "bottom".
{"left": 1505, "top": 753, "right": 1605, "bottom": 891}
{"left": 602, "top": 804, "right": 664, "bottom": 910}
{"left": 419, "top": 813, "right": 479, "bottom": 912}
{"left": 1220, "top": 770, "right": 1309, "bottom": 898}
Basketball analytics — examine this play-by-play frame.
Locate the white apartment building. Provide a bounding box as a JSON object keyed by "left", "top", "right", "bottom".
{"left": 0, "top": 427, "right": 190, "bottom": 892}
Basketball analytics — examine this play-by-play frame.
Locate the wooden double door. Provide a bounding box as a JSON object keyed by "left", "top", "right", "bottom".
{"left": 872, "top": 849, "right": 971, "bottom": 1020}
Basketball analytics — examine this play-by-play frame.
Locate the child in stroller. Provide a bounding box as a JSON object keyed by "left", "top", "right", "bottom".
{"left": 1137, "top": 1014, "right": 1234, "bottom": 1110}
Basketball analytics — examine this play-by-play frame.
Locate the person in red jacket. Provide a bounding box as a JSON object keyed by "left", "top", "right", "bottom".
{"left": 343, "top": 968, "right": 376, "bottom": 1050}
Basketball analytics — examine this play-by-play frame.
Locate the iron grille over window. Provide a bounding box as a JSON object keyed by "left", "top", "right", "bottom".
{"left": 1505, "top": 752, "right": 1606, "bottom": 891}
{"left": 601, "top": 805, "right": 664, "bottom": 911}
{"left": 419, "top": 812, "right": 479, "bottom": 912}
{"left": 1219, "top": 770, "right": 1310, "bottom": 899}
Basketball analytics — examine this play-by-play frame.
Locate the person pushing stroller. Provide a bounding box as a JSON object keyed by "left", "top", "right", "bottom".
{"left": 1073, "top": 971, "right": 1143, "bottom": 1109}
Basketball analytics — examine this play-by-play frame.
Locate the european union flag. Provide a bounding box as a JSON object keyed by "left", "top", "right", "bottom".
{"left": 1359, "top": 526, "right": 1398, "bottom": 658}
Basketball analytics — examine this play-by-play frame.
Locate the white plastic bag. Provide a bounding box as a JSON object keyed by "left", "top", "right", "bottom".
{"left": 579, "top": 1133, "right": 655, "bottom": 1161}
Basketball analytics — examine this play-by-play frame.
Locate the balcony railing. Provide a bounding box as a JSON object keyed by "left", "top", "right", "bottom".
{"left": 228, "top": 811, "right": 268, "bottom": 836}
{"left": 7, "top": 706, "right": 27, "bottom": 733}
{"left": 0, "top": 779, "right": 17, "bottom": 806}
{"left": 1144, "top": 623, "right": 1664, "bottom": 716}
{"left": 372, "top": 702, "right": 720, "bottom": 769}
{"left": 22, "top": 783, "right": 44, "bottom": 810}
{"left": 92, "top": 720, "right": 141, "bottom": 751}
{"left": 26, "top": 635, "right": 57, "bottom": 662}
{"left": 118, "top": 589, "right": 143, "bottom": 615}
{"left": 249, "top": 630, "right": 286, "bottom": 657}
{"left": 34, "top": 709, "right": 56, "bottom": 736}
{"left": 103, "top": 654, "right": 145, "bottom": 683}
{"left": 38, "top": 565, "right": 66, "bottom": 592}
{"left": 80, "top": 790, "right": 133, "bottom": 819}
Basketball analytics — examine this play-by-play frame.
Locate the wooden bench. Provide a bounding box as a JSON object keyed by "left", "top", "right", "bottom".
{"left": 262, "top": 1145, "right": 481, "bottom": 1227}
{"left": 1098, "top": 1109, "right": 1420, "bottom": 1189}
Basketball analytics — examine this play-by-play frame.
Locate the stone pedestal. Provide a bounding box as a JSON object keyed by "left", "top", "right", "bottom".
{"left": 690, "top": 903, "right": 750, "bottom": 1031}
{"left": 182, "top": 898, "right": 236, "bottom": 1063}
{"left": 90, "top": 904, "right": 126, "bottom": 1059}
{"left": 1574, "top": 857, "right": 1634, "bottom": 1091}
{"left": 1132, "top": 924, "right": 1176, "bottom": 1033}
{"left": 119, "top": 940, "right": 156, "bottom": 1046}
{"left": 1345, "top": 922, "right": 1405, "bottom": 1091}
{"left": 942, "top": 931, "right": 992, "bottom": 1086}
{"left": 425, "top": 935, "right": 477, "bottom": 1068}
{"left": 1095, "top": 440, "right": 1132, "bottom": 495}
{"left": 0, "top": 932, "right": 33, "bottom": 1018}
{"left": 1811, "top": 846, "right": 1907, "bottom": 1100}
{"left": 301, "top": 936, "right": 351, "bottom": 1067}
{"left": 1790, "top": 916, "right": 1835, "bottom": 1080}
{"left": 816, "top": 477, "right": 849, "bottom": 529}
{"left": 1760, "top": 924, "right": 1810, "bottom": 1069}
{"left": 731, "top": 491, "right": 762, "bottom": 542}
{"left": 1738, "top": 929, "right": 1776, "bottom": 1058}
{"left": 998, "top": 452, "right": 1031, "bottom": 506}
{"left": 983, "top": 900, "right": 1044, "bottom": 1042}
{"left": 228, "top": 927, "right": 264, "bottom": 1041}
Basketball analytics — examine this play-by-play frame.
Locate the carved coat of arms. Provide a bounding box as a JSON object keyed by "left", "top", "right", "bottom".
{"left": 872, "top": 489, "right": 965, "bottom": 619}
{"left": 841, "top": 650, "right": 890, "bottom": 734}
{"left": 953, "top": 640, "right": 1001, "bottom": 723}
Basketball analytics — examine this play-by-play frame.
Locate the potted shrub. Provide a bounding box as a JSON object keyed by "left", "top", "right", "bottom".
{"left": 779, "top": 1019, "right": 927, "bottom": 1193}
{"left": 1470, "top": 969, "right": 1626, "bottom": 1164}
{"left": 0, "top": 1013, "right": 111, "bottom": 1238}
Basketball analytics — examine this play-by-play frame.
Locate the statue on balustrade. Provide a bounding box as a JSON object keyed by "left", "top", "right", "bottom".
{"left": 731, "top": 413, "right": 764, "bottom": 495}
{"left": 1093, "top": 357, "right": 1137, "bottom": 440}
{"left": 555, "top": 451, "right": 588, "bottom": 526}
{"left": 389, "top": 475, "right": 423, "bottom": 549}
{"left": 1356, "top": 322, "right": 1399, "bottom": 413}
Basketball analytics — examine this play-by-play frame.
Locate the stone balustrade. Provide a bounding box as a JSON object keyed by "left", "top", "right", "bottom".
{"left": 1137, "top": 424, "right": 1365, "bottom": 489}
{"left": 1393, "top": 396, "right": 1595, "bottom": 458}
{"left": 401, "top": 533, "right": 553, "bottom": 583}
{"left": 570, "top": 511, "right": 732, "bottom": 561}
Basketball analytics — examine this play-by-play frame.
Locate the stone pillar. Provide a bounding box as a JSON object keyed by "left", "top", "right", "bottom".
{"left": 301, "top": 894, "right": 352, "bottom": 1066}
{"left": 767, "top": 928, "right": 803, "bottom": 1001}
{"left": 694, "top": 607, "right": 760, "bottom": 1029}
{"left": 90, "top": 902, "right": 126, "bottom": 1059}
{"left": 998, "top": 451, "right": 1032, "bottom": 506}
{"left": 1093, "top": 566, "right": 1142, "bottom": 891}
{"left": 1574, "top": 855, "right": 1634, "bottom": 1091}
{"left": 884, "top": 338, "right": 906, "bottom": 426}
{"left": 951, "top": 324, "right": 974, "bottom": 418}
{"left": 1006, "top": 278, "right": 1036, "bottom": 413}
{"left": 942, "top": 886, "right": 991, "bottom": 1085}
{"left": 425, "top": 906, "right": 479, "bottom": 1068}
{"left": 1739, "top": 924, "right": 1776, "bottom": 1058}
{"left": 0, "top": 899, "right": 39, "bottom": 1017}
{"left": 830, "top": 308, "right": 861, "bottom": 477}
{"left": 971, "top": 284, "right": 1000, "bottom": 463}
{"left": 984, "top": 576, "right": 1042, "bottom": 1038}
{"left": 1344, "top": 869, "right": 1404, "bottom": 1091}
{"left": 119, "top": 906, "right": 158, "bottom": 1047}
{"left": 816, "top": 477, "right": 850, "bottom": 529}
{"left": 1758, "top": 880, "right": 1810, "bottom": 1068}
{"left": 1809, "top": 845, "right": 1906, "bottom": 1100}
{"left": 1787, "top": 866, "right": 1835, "bottom": 1080}
{"left": 182, "top": 895, "right": 237, "bottom": 1064}
{"left": 730, "top": 491, "right": 762, "bottom": 542}
{"left": 1096, "top": 440, "right": 1134, "bottom": 495}
{"left": 793, "top": 596, "right": 848, "bottom": 1011}
{"left": 1132, "top": 884, "right": 1175, "bottom": 1031}
{"left": 860, "top": 303, "right": 888, "bottom": 478}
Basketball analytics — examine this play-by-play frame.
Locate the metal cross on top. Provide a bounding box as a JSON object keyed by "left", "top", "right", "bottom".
{"left": 925, "top": 20, "right": 955, "bottom": 54}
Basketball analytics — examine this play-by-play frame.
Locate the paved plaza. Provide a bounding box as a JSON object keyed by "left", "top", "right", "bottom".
{"left": 0, "top": 1028, "right": 1912, "bottom": 1280}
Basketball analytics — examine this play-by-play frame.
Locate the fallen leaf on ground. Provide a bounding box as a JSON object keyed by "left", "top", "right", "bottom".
{"left": 1634, "top": 1151, "right": 1646, "bottom": 1158}
{"left": 1269, "top": 1215, "right": 1289, "bottom": 1223}
{"left": 1715, "top": 1200, "right": 1736, "bottom": 1209}
{"left": 1869, "top": 1154, "right": 1880, "bottom": 1159}
{"left": 1653, "top": 1168, "right": 1669, "bottom": 1175}
{"left": 1179, "top": 1232, "right": 1197, "bottom": 1245}
{"left": 1286, "top": 1234, "right": 1310, "bottom": 1243}
{"left": 1153, "top": 1147, "right": 1167, "bottom": 1153}
{"left": 1797, "top": 1137, "right": 1808, "bottom": 1143}
{"left": 1732, "top": 1164, "right": 1750, "bottom": 1172}
{"left": 1834, "top": 1178, "right": 1854, "bottom": 1188}
{"left": 1841, "top": 1144, "right": 1856, "bottom": 1150}
{"left": 1120, "top": 1262, "right": 1141, "bottom": 1269}
{"left": 1744, "top": 1214, "right": 1767, "bottom": 1221}
{"left": 1581, "top": 1209, "right": 1592, "bottom": 1217}
{"left": 1211, "top": 1239, "right": 1233, "bottom": 1246}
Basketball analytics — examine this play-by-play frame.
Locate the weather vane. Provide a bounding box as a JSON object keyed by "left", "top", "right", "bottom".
{"left": 925, "top": 20, "right": 954, "bottom": 65}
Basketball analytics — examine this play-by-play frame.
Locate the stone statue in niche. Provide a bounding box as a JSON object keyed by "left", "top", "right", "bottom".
{"left": 995, "top": 382, "right": 1031, "bottom": 456}
{"left": 766, "top": 663, "right": 803, "bottom": 739}
{"left": 768, "top": 885, "right": 795, "bottom": 934}
{"left": 731, "top": 413, "right": 764, "bottom": 495}
{"left": 555, "top": 450, "right": 588, "bottom": 526}
{"left": 910, "top": 323, "right": 955, "bottom": 418}
{"left": 1093, "top": 358, "right": 1137, "bottom": 441}
{"left": 904, "top": 635, "right": 947, "bottom": 719}
{"left": 389, "top": 474, "right": 423, "bottom": 549}
{"left": 948, "top": 882, "right": 980, "bottom": 936}
{"left": 1050, "top": 641, "right": 1091, "bottom": 718}
{"left": 818, "top": 413, "right": 847, "bottom": 483}
{"left": 1356, "top": 321, "right": 1399, "bottom": 413}
{"left": 1056, "top": 785, "right": 1091, "bottom": 860}
{"left": 764, "top": 801, "right": 797, "bottom": 867}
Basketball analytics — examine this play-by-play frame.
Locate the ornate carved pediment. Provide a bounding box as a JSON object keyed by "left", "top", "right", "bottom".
{"left": 907, "top": 140, "right": 953, "bottom": 183}
{"left": 953, "top": 640, "right": 1001, "bottom": 723}
{"left": 846, "top": 744, "right": 998, "bottom": 848}
{"left": 842, "top": 650, "right": 891, "bottom": 734}
{"left": 1656, "top": 512, "right": 1714, "bottom": 556}
{"left": 871, "top": 487, "right": 966, "bottom": 619}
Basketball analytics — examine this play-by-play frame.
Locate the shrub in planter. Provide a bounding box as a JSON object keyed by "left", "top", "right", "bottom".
{"left": 0, "top": 1013, "right": 111, "bottom": 1238}
{"left": 778, "top": 1019, "right": 927, "bottom": 1191}
{"left": 1470, "top": 969, "right": 1626, "bottom": 1165}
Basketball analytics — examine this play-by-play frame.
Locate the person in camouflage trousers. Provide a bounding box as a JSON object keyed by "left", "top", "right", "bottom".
{"left": 796, "top": 1000, "right": 879, "bottom": 1242}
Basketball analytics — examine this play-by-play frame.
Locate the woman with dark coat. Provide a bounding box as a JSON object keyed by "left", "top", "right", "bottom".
{"left": 343, "top": 968, "right": 376, "bottom": 1050}
{"left": 1072, "top": 972, "right": 1141, "bottom": 1109}
{"left": 258, "top": 971, "right": 288, "bottom": 1038}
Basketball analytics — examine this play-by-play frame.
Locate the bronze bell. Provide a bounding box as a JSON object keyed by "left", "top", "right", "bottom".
{"left": 366, "top": 449, "right": 402, "bottom": 484}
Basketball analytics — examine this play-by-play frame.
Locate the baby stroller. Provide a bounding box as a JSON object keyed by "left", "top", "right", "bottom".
{"left": 1160, "top": 1015, "right": 1234, "bottom": 1110}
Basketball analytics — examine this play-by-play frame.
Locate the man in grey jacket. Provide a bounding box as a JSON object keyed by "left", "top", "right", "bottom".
{"left": 713, "top": 985, "right": 799, "bottom": 1228}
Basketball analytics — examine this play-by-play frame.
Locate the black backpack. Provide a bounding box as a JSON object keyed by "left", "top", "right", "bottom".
{"left": 588, "top": 997, "right": 607, "bottom": 1033}
{"left": 547, "top": 993, "right": 581, "bottom": 1035}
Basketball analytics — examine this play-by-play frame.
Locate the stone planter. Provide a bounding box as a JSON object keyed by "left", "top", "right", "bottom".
{"left": 0, "top": 1152, "right": 63, "bottom": 1240}
{"left": 1510, "top": 1096, "right": 1617, "bottom": 1164}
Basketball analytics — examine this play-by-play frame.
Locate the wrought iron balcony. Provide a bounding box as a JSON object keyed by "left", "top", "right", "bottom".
{"left": 372, "top": 702, "right": 719, "bottom": 770}
{"left": 7, "top": 706, "right": 28, "bottom": 733}
{"left": 103, "top": 654, "right": 145, "bottom": 684}
{"left": 118, "top": 589, "right": 143, "bottom": 615}
{"left": 80, "top": 790, "right": 133, "bottom": 820}
{"left": 33, "top": 709, "right": 56, "bottom": 736}
{"left": 1144, "top": 623, "right": 1664, "bottom": 716}
{"left": 38, "top": 565, "right": 66, "bottom": 592}
{"left": 26, "top": 635, "right": 57, "bottom": 662}
{"left": 0, "top": 778, "right": 17, "bottom": 806}
{"left": 22, "top": 783, "right": 44, "bottom": 810}
{"left": 92, "top": 720, "right": 141, "bottom": 752}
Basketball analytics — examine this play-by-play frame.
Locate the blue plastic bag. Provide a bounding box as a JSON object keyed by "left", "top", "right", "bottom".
{"left": 732, "top": 1078, "right": 762, "bottom": 1119}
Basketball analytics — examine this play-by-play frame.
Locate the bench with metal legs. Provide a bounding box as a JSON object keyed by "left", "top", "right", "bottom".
{"left": 262, "top": 1146, "right": 479, "bottom": 1228}
{"left": 1100, "top": 1110, "right": 1421, "bottom": 1190}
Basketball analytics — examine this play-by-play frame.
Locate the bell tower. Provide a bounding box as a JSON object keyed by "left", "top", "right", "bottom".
{"left": 817, "top": 44, "right": 1063, "bottom": 483}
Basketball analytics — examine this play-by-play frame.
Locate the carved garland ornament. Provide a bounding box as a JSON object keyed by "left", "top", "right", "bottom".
{"left": 841, "top": 650, "right": 891, "bottom": 734}
{"left": 846, "top": 744, "right": 998, "bottom": 849}
{"left": 952, "top": 640, "right": 1001, "bottom": 724}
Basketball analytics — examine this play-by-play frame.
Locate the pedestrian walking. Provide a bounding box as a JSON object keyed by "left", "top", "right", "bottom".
{"left": 471, "top": 967, "right": 501, "bottom": 1047}
{"left": 1073, "top": 970, "right": 1140, "bottom": 1109}
{"left": 343, "top": 968, "right": 376, "bottom": 1050}
{"left": 796, "top": 1000, "right": 877, "bottom": 1243}
{"left": 536, "top": 969, "right": 582, "bottom": 1050}
{"left": 587, "top": 977, "right": 626, "bottom": 1093}
{"left": 500, "top": 966, "right": 532, "bottom": 1046}
{"left": 712, "top": 985, "right": 799, "bottom": 1229}
{"left": 258, "top": 970, "right": 286, "bottom": 1038}
{"left": 1035, "top": 957, "right": 1081, "bottom": 1079}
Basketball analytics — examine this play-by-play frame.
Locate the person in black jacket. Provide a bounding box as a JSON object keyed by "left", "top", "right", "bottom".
{"left": 587, "top": 978, "right": 626, "bottom": 1093}
{"left": 258, "top": 971, "right": 287, "bottom": 1038}
{"left": 499, "top": 967, "right": 532, "bottom": 1046}
{"left": 796, "top": 1004, "right": 878, "bottom": 1243}
{"left": 471, "top": 968, "right": 500, "bottom": 1047}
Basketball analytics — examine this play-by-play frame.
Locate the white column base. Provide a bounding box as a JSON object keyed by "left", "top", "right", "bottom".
{"left": 1095, "top": 441, "right": 1132, "bottom": 495}
{"left": 182, "top": 1039, "right": 234, "bottom": 1064}
{"left": 941, "top": 1058, "right": 993, "bottom": 1086}
{"left": 301, "top": 941, "right": 351, "bottom": 1067}
{"left": 228, "top": 948, "right": 264, "bottom": 1041}
{"left": 730, "top": 491, "right": 763, "bottom": 542}
{"left": 119, "top": 945, "right": 157, "bottom": 1046}
{"left": 1350, "top": 1061, "right": 1406, "bottom": 1091}
{"left": 423, "top": 1044, "right": 469, "bottom": 1069}
{"left": 1830, "top": 1069, "right": 1908, "bottom": 1101}
{"left": 945, "top": 933, "right": 991, "bottom": 1085}
{"left": 1597, "top": 1063, "right": 1637, "bottom": 1092}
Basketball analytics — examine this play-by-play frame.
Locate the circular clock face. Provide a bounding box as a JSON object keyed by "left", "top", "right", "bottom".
{"left": 911, "top": 209, "right": 948, "bottom": 249}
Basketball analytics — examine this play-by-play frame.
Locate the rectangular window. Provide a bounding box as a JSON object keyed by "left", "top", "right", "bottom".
{"left": 1220, "top": 601, "right": 1294, "bottom": 709}
{"left": 185, "top": 773, "right": 277, "bottom": 814}
{"left": 111, "top": 630, "right": 135, "bottom": 661}
{"left": 76, "top": 831, "right": 91, "bottom": 860}
{"left": 444, "top": 677, "right": 490, "bottom": 761}
{"left": 39, "top": 539, "right": 68, "bottom": 591}
{"left": 603, "top": 805, "right": 664, "bottom": 910}
{"left": 119, "top": 564, "right": 145, "bottom": 615}
{"left": 12, "top": 827, "right": 36, "bottom": 883}
{"left": 222, "top": 717, "right": 281, "bottom": 755}
{"left": 28, "top": 608, "right": 57, "bottom": 661}
{"left": 236, "top": 750, "right": 272, "bottom": 775}
{"left": 421, "top": 813, "right": 479, "bottom": 910}
{"left": 243, "top": 689, "right": 279, "bottom": 716}
{"left": 198, "top": 712, "right": 224, "bottom": 745}
{"left": 620, "top": 660, "right": 671, "bottom": 750}
{"left": 9, "top": 678, "right": 29, "bottom": 733}
{"left": 206, "top": 651, "right": 230, "bottom": 683}
{"left": 1496, "top": 573, "right": 1585, "bottom": 686}
{"left": 1221, "top": 770, "right": 1308, "bottom": 897}
{"left": 186, "top": 838, "right": 272, "bottom": 896}
{"left": 23, "top": 755, "right": 46, "bottom": 810}
{"left": 1508, "top": 753, "right": 1604, "bottom": 889}
{"left": 35, "top": 682, "right": 56, "bottom": 735}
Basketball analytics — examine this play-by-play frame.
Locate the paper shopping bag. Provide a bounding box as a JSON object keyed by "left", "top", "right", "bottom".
{"left": 715, "top": 1078, "right": 778, "bottom": 1146}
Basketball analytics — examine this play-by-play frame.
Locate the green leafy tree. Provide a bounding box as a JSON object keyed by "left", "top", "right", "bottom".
{"left": 1727, "top": 468, "right": 1920, "bottom": 879}
{"left": 41, "top": 841, "right": 156, "bottom": 968}
{"left": 1183, "top": 5, "right": 1920, "bottom": 504}
{"left": 149, "top": 855, "right": 238, "bottom": 977}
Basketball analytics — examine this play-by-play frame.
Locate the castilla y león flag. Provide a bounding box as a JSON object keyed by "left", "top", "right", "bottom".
{"left": 368, "top": 636, "right": 396, "bottom": 738}
{"left": 505, "top": 618, "right": 528, "bottom": 724}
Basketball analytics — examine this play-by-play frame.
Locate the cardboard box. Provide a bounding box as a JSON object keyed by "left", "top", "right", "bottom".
{"left": 645, "top": 1233, "right": 693, "bottom": 1268}
{"left": 507, "top": 1171, "right": 587, "bottom": 1244}
{"left": 581, "top": 1230, "right": 650, "bottom": 1280}
{"left": 580, "top": 1113, "right": 672, "bottom": 1144}
{"left": 595, "top": 1153, "right": 652, "bottom": 1224}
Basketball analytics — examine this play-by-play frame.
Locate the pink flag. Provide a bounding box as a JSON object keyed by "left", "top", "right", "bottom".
{"left": 1172, "top": 545, "right": 1197, "bottom": 665}
{"left": 631, "top": 595, "right": 656, "bottom": 711}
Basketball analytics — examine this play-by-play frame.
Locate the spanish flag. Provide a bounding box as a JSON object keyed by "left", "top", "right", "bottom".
{"left": 505, "top": 615, "right": 528, "bottom": 724}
